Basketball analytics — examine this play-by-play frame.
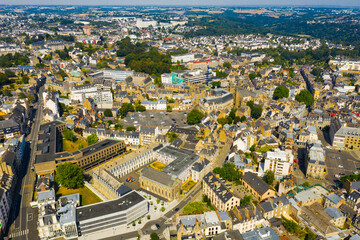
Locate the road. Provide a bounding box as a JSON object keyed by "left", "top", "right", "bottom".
{"left": 99, "top": 138, "right": 231, "bottom": 240}
{"left": 100, "top": 183, "right": 202, "bottom": 240}
{"left": 7, "top": 87, "right": 43, "bottom": 240}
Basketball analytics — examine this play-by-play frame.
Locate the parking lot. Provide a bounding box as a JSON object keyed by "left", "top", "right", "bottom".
{"left": 325, "top": 149, "right": 360, "bottom": 183}
{"left": 120, "top": 111, "right": 189, "bottom": 128}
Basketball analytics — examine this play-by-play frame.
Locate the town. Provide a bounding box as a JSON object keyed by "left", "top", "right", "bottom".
{"left": 0, "top": 4, "right": 359, "bottom": 240}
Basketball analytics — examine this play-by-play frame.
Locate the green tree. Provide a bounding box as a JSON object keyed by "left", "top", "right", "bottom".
{"left": 223, "top": 62, "right": 232, "bottom": 68}
{"left": 211, "top": 81, "right": 221, "bottom": 88}
{"left": 21, "top": 74, "right": 29, "bottom": 84}
{"left": 302, "top": 181, "right": 310, "bottom": 187}
{"left": 250, "top": 105, "right": 263, "bottom": 119}
{"left": 263, "top": 170, "right": 275, "bottom": 186}
{"left": 126, "top": 126, "right": 136, "bottom": 131}
{"left": 103, "top": 109, "right": 113, "bottom": 117}
{"left": 150, "top": 233, "right": 160, "bottom": 240}
{"left": 114, "top": 124, "right": 123, "bottom": 130}
{"left": 63, "top": 128, "right": 75, "bottom": 142}
{"left": 295, "top": 90, "right": 315, "bottom": 106}
{"left": 273, "top": 85, "right": 289, "bottom": 100}
{"left": 183, "top": 202, "right": 205, "bottom": 215}
{"left": 87, "top": 133, "right": 99, "bottom": 145}
{"left": 240, "top": 116, "right": 247, "bottom": 122}
{"left": 135, "top": 104, "right": 146, "bottom": 112}
{"left": 217, "top": 117, "right": 228, "bottom": 126}
{"left": 187, "top": 109, "right": 204, "bottom": 124}
{"left": 240, "top": 195, "right": 252, "bottom": 206}
{"left": 55, "top": 163, "right": 84, "bottom": 189}
{"left": 213, "top": 163, "right": 242, "bottom": 182}
{"left": 248, "top": 72, "right": 257, "bottom": 80}
{"left": 166, "top": 105, "right": 172, "bottom": 112}
{"left": 119, "top": 103, "right": 134, "bottom": 118}
{"left": 3, "top": 89, "right": 12, "bottom": 97}
{"left": 18, "top": 92, "right": 26, "bottom": 99}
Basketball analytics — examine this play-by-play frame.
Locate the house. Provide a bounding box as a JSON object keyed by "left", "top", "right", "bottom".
{"left": 241, "top": 172, "right": 276, "bottom": 202}
{"left": 259, "top": 196, "right": 290, "bottom": 219}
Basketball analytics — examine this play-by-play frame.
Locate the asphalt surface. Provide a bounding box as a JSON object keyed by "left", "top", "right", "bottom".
{"left": 100, "top": 183, "right": 202, "bottom": 240}
{"left": 7, "top": 87, "right": 43, "bottom": 240}
{"left": 120, "top": 111, "right": 189, "bottom": 128}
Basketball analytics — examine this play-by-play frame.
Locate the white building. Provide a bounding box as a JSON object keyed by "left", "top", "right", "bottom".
{"left": 259, "top": 150, "right": 293, "bottom": 178}
{"left": 102, "top": 70, "right": 133, "bottom": 81}
{"left": 43, "top": 91, "right": 60, "bottom": 121}
{"left": 136, "top": 19, "right": 157, "bottom": 28}
{"left": 161, "top": 73, "right": 173, "bottom": 84}
{"left": 171, "top": 54, "right": 195, "bottom": 63}
{"left": 141, "top": 100, "right": 167, "bottom": 110}
{"left": 70, "top": 85, "right": 113, "bottom": 109}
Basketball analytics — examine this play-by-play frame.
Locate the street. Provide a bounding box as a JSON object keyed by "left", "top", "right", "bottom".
{"left": 7, "top": 87, "right": 44, "bottom": 240}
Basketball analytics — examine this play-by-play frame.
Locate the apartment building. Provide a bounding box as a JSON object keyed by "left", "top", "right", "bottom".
{"left": 203, "top": 172, "right": 240, "bottom": 211}
{"left": 260, "top": 150, "right": 293, "bottom": 179}
{"left": 259, "top": 196, "right": 290, "bottom": 219}
{"left": 330, "top": 117, "right": 360, "bottom": 150}
{"left": 230, "top": 205, "right": 263, "bottom": 234}
{"left": 305, "top": 141, "right": 326, "bottom": 179}
{"left": 241, "top": 172, "right": 276, "bottom": 202}
{"left": 77, "top": 191, "right": 148, "bottom": 237}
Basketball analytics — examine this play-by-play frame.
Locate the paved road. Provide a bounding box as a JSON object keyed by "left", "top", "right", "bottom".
{"left": 100, "top": 183, "right": 202, "bottom": 240}
{"left": 7, "top": 87, "right": 43, "bottom": 240}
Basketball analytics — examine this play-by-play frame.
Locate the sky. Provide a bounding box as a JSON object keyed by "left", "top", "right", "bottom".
{"left": 0, "top": 0, "right": 359, "bottom": 7}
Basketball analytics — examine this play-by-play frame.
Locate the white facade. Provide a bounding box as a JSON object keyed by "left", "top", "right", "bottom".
{"left": 102, "top": 70, "right": 133, "bottom": 81}
{"left": 141, "top": 100, "right": 167, "bottom": 110}
{"left": 70, "top": 87, "right": 113, "bottom": 109}
{"left": 161, "top": 73, "right": 173, "bottom": 84}
{"left": 171, "top": 54, "right": 195, "bottom": 63}
{"left": 136, "top": 19, "right": 157, "bottom": 28}
{"left": 261, "top": 150, "right": 293, "bottom": 178}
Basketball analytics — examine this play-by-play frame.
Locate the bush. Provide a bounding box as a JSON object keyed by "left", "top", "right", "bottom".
{"left": 156, "top": 198, "right": 161, "bottom": 204}
{"left": 55, "top": 163, "right": 84, "bottom": 189}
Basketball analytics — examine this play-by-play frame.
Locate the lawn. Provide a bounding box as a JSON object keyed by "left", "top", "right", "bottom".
{"left": 149, "top": 161, "right": 166, "bottom": 172}
{"left": 56, "top": 186, "right": 102, "bottom": 206}
{"left": 62, "top": 138, "right": 88, "bottom": 152}
{"left": 182, "top": 180, "right": 196, "bottom": 192}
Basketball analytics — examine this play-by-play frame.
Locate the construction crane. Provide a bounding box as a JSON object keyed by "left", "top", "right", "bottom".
{"left": 206, "top": 57, "right": 210, "bottom": 87}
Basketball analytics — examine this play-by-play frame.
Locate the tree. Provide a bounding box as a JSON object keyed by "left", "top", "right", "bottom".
{"left": 21, "top": 74, "right": 29, "bottom": 84}
{"left": 63, "top": 128, "right": 75, "bottom": 142}
{"left": 135, "top": 104, "right": 146, "bottom": 112}
{"left": 103, "top": 109, "right": 113, "bottom": 117}
{"left": 302, "top": 182, "right": 310, "bottom": 187}
{"left": 264, "top": 170, "right": 275, "bottom": 186}
{"left": 166, "top": 105, "right": 172, "bottom": 112}
{"left": 160, "top": 207, "right": 165, "bottom": 212}
{"left": 240, "top": 116, "right": 247, "bottom": 122}
{"left": 3, "top": 89, "right": 12, "bottom": 97}
{"left": 18, "top": 92, "right": 26, "bottom": 99}
{"left": 187, "top": 109, "right": 204, "bottom": 124}
{"left": 119, "top": 103, "right": 134, "bottom": 118}
{"left": 87, "top": 133, "right": 99, "bottom": 145}
{"left": 250, "top": 105, "right": 263, "bottom": 119}
{"left": 114, "top": 124, "right": 123, "bottom": 130}
{"left": 240, "top": 195, "right": 252, "bottom": 206}
{"left": 248, "top": 72, "right": 257, "bottom": 80}
{"left": 211, "top": 81, "right": 221, "bottom": 88}
{"left": 223, "top": 62, "right": 232, "bottom": 69}
{"left": 126, "top": 126, "right": 136, "bottom": 131}
{"left": 150, "top": 232, "right": 160, "bottom": 240}
{"left": 213, "top": 163, "right": 242, "bottom": 182}
{"left": 295, "top": 90, "right": 315, "bottom": 106}
{"left": 183, "top": 202, "right": 205, "bottom": 215}
{"left": 55, "top": 163, "right": 84, "bottom": 189}
{"left": 273, "top": 85, "right": 289, "bottom": 100}
{"left": 217, "top": 117, "right": 228, "bottom": 126}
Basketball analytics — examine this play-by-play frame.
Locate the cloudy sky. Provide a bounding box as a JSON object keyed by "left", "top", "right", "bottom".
{"left": 1, "top": 0, "right": 359, "bottom": 6}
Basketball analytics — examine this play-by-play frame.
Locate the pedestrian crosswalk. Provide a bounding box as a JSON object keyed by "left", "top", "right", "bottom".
{"left": 9, "top": 229, "right": 29, "bottom": 238}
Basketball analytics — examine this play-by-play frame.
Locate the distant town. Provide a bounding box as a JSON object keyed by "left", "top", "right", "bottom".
{"left": 0, "top": 4, "right": 359, "bottom": 240}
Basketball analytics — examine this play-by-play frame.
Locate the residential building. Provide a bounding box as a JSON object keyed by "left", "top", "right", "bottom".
{"left": 305, "top": 141, "right": 326, "bottom": 179}
{"left": 230, "top": 205, "right": 263, "bottom": 233}
{"left": 259, "top": 196, "right": 290, "bottom": 219}
{"left": 330, "top": 117, "right": 360, "bottom": 150}
{"left": 241, "top": 172, "right": 276, "bottom": 202}
{"left": 141, "top": 100, "right": 167, "bottom": 110}
{"left": 203, "top": 172, "right": 240, "bottom": 211}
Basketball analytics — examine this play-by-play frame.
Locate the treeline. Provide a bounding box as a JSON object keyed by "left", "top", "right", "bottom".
{"left": 0, "top": 53, "right": 29, "bottom": 68}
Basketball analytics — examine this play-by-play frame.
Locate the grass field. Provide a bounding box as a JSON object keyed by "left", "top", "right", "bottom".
{"left": 56, "top": 186, "right": 102, "bottom": 206}
{"left": 148, "top": 161, "right": 166, "bottom": 172}
{"left": 63, "top": 138, "right": 88, "bottom": 152}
